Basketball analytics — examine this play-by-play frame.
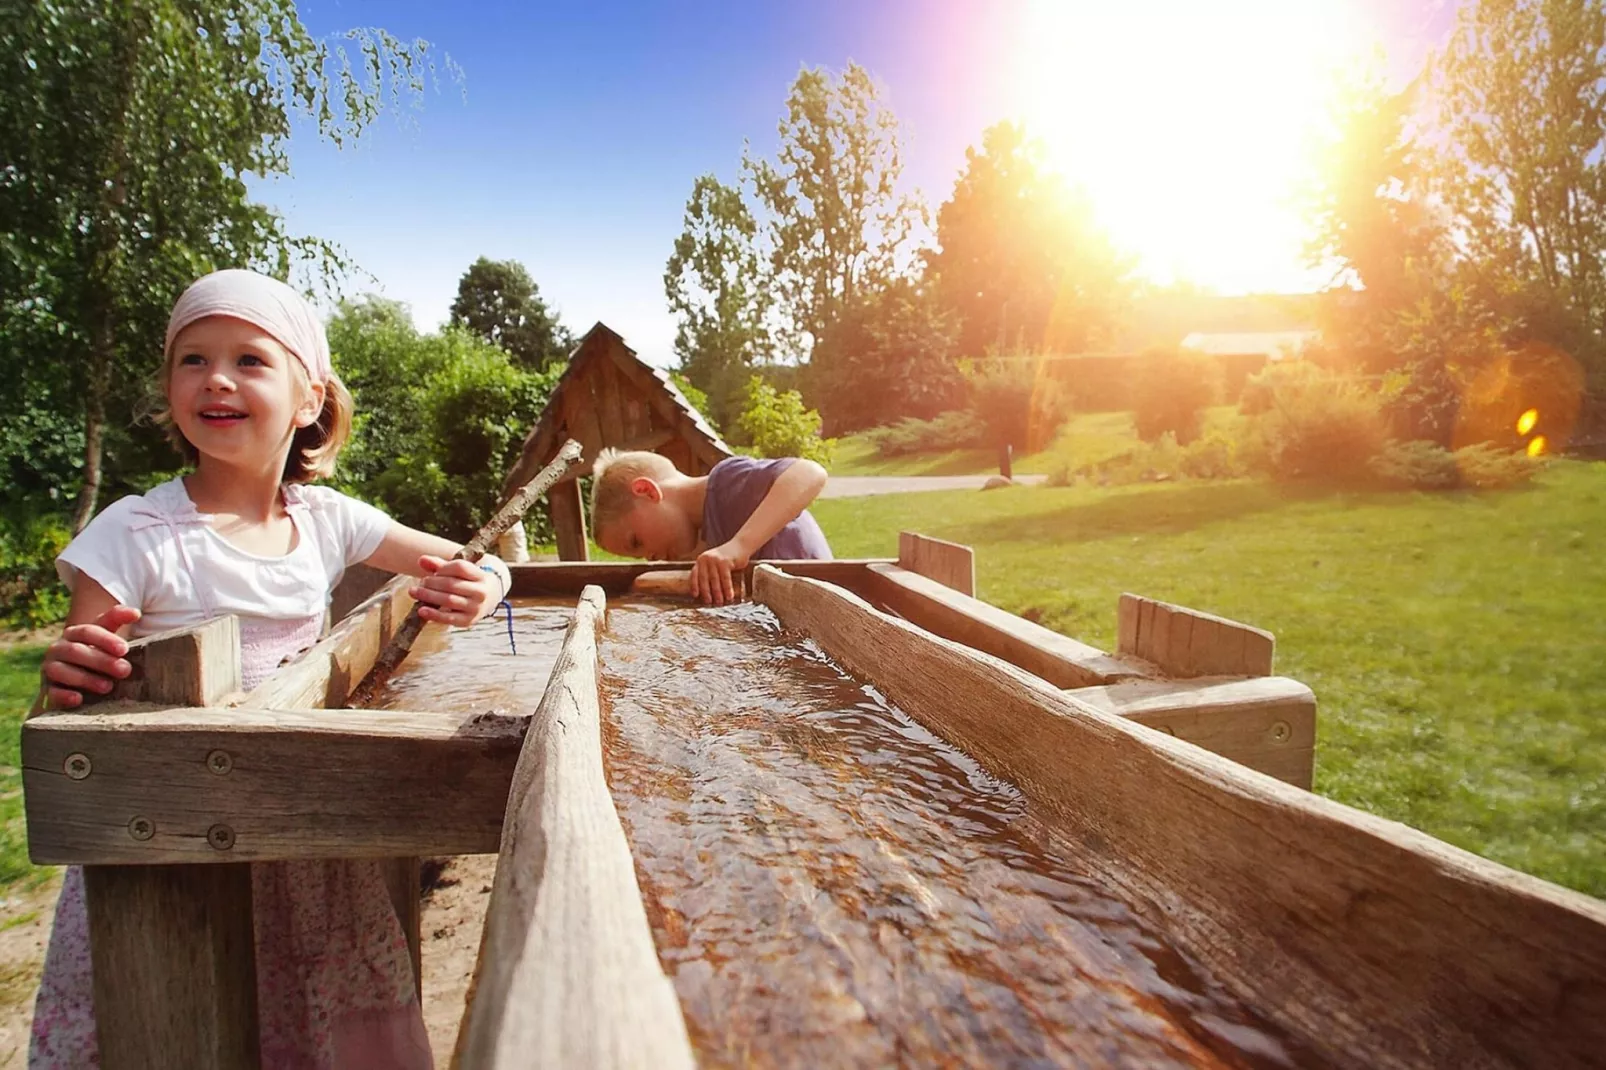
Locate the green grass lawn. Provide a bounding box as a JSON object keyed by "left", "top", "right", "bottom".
{"left": 813, "top": 461, "right": 1606, "bottom": 898}
{"left": 830, "top": 407, "right": 1244, "bottom": 477}
{"left": 0, "top": 642, "right": 48, "bottom": 891}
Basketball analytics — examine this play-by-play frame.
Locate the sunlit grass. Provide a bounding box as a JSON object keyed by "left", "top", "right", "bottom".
{"left": 813, "top": 462, "right": 1606, "bottom": 898}
{"left": 0, "top": 643, "right": 50, "bottom": 892}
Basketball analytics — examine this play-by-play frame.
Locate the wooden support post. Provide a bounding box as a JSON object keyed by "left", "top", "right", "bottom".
{"left": 898, "top": 531, "right": 976, "bottom": 596}
{"left": 551, "top": 478, "right": 589, "bottom": 561}
{"left": 74, "top": 617, "right": 260, "bottom": 1068}
{"left": 1117, "top": 593, "right": 1275, "bottom": 677}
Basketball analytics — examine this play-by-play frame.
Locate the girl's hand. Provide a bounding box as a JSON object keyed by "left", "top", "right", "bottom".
{"left": 690, "top": 540, "right": 750, "bottom": 606}
{"left": 42, "top": 605, "right": 142, "bottom": 709}
{"left": 411, "top": 556, "right": 501, "bottom": 627}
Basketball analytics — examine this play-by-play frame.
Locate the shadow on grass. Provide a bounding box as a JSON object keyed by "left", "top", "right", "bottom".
{"left": 947, "top": 481, "right": 1302, "bottom": 546}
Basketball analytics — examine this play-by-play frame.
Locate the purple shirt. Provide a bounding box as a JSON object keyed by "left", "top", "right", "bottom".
{"left": 702, "top": 457, "right": 833, "bottom": 561}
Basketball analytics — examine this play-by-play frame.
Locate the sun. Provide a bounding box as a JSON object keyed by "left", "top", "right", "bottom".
{"left": 1008, "top": 0, "right": 1369, "bottom": 294}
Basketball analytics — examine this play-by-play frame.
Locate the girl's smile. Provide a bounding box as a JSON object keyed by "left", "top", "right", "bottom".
{"left": 166, "top": 315, "right": 323, "bottom": 466}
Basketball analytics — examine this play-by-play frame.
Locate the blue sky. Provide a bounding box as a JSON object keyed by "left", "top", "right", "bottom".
{"left": 257, "top": 1, "right": 1457, "bottom": 368}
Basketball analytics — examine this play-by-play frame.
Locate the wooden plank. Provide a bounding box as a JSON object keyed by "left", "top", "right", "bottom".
{"left": 99, "top": 616, "right": 242, "bottom": 709}
{"left": 23, "top": 706, "right": 526, "bottom": 864}
{"left": 455, "top": 587, "right": 694, "bottom": 1070}
{"left": 752, "top": 566, "right": 1606, "bottom": 1070}
{"left": 551, "top": 429, "right": 676, "bottom": 484}
{"left": 1067, "top": 676, "right": 1316, "bottom": 789}
{"left": 507, "top": 558, "right": 891, "bottom": 597}
{"left": 860, "top": 563, "right": 1146, "bottom": 688}
{"left": 329, "top": 563, "right": 395, "bottom": 625}
{"left": 1118, "top": 593, "right": 1275, "bottom": 678}
{"left": 897, "top": 531, "right": 975, "bottom": 596}
{"left": 596, "top": 357, "right": 627, "bottom": 446}
{"left": 240, "top": 576, "right": 413, "bottom": 710}
{"left": 86, "top": 863, "right": 259, "bottom": 1070}
{"left": 550, "top": 478, "right": 590, "bottom": 562}
{"left": 601, "top": 344, "right": 727, "bottom": 472}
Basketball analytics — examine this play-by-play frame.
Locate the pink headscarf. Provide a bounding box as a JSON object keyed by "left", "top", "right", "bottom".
{"left": 164, "top": 269, "right": 333, "bottom": 384}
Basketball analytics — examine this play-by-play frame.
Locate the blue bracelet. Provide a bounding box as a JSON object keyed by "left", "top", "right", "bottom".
{"left": 478, "top": 563, "right": 507, "bottom": 601}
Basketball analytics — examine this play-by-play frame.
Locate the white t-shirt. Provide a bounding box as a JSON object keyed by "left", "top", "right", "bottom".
{"left": 57, "top": 477, "right": 393, "bottom": 640}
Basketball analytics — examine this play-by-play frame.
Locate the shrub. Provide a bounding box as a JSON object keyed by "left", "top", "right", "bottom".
{"left": 0, "top": 511, "right": 72, "bottom": 628}
{"left": 1454, "top": 443, "right": 1543, "bottom": 489}
{"left": 865, "top": 410, "right": 989, "bottom": 458}
{"left": 965, "top": 358, "right": 1071, "bottom": 453}
{"left": 1369, "top": 440, "right": 1462, "bottom": 490}
{"left": 1132, "top": 349, "right": 1219, "bottom": 444}
{"left": 1240, "top": 360, "right": 1324, "bottom": 417}
{"left": 736, "top": 376, "right": 835, "bottom": 465}
{"left": 1250, "top": 367, "right": 1389, "bottom": 483}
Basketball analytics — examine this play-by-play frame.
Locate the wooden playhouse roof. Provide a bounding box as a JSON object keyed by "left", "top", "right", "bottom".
{"left": 502, "top": 322, "right": 730, "bottom": 497}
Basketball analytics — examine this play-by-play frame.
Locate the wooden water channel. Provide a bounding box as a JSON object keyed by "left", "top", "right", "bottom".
{"left": 20, "top": 537, "right": 1606, "bottom": 1068}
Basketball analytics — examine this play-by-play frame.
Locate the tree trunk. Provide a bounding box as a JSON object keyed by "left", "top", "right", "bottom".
{"left": 71, "top": 335, "right": 111, "bottom": 534}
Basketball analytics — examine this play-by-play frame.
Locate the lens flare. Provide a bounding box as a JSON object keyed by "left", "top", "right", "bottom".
{"left": 1527, "top": 436, "right": 1548, "bottom": 458}
{"left": 1516, "top": 408, "right": 1539, "bottom": 435}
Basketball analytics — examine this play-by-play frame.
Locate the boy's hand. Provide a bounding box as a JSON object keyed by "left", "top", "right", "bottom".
{"left": 690, "top": 540, "right": 750, "bottom": 606}
{"left": 42, "top": 605, "right": 141, "bottom": 709}
{"left": 412, "top": 556, "right": 501, "bottom": 627}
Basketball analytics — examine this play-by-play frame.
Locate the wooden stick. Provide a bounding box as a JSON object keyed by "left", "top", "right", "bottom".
{"left": 360, "top": 439, "right": 583, "bottom": 692}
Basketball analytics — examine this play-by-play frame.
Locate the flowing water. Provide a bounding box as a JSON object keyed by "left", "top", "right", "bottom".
{"left": 600, "top": 600, "right": 1327, "bottom": 1070}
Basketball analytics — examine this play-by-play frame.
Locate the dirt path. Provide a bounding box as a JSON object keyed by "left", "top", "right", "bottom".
{"left": 0, "top": 858, "right": 498, "bottom": 1068}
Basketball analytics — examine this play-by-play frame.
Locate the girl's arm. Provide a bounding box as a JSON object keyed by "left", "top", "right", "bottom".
{"left": 38, "top": 577, "right": 142, "bottom": 711}
{"left": 363, "top": 522, "right": 509, "bottom": 628}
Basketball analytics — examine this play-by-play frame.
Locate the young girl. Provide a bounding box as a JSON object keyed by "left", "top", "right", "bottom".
{"left": 30, "top": 269, "right": 511, "bottom": 1069}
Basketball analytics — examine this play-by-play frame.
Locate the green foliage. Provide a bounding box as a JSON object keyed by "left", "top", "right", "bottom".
{"left": 735, "top": 377, "right": 835, "bottom": 465}
{"left": 808, "top": 279, "right": 964, "bottom": 434}
{"left": 1451, "top": 443, "right": 1544, "bottom": 489}
{"left": 744, "top": 63, "right": 924, "bottom": 357}
{"left": 865, "top": 411, "right": 989, "bottom": 459}
{"left": 1059, "top": 429, "right": 1248, "bottom": 487}
{"left": 1368, "top": 439, "right": 1464, "bottom": 490}
{"left": 668, "top": 372, "right": 718, "bottom": 432}
{"left": 1251, "top": 367, "right": 1389, "bottom": 483}
{"left": 926, "top": 121, "right": 1129, "bottom": 356}
{"left": 664, "top": 176, "right": 770, "bottom": 430}
{"left": 0, "top": 0, "right": 455, "bottom": 532}
{"left": 449, "top": 257, "right": 572, "bottom": 372}
{"left": 1132, "top": 349, "right": 1220, "bottom": 445}
{"left": 0, "top": 511, "right": 72, "bottom": 628}
{"left": 964, "top": 358, "right": 1071, "bottom": 453}
{"left": 330, "top": 301, "right": 559, "bottom": 545}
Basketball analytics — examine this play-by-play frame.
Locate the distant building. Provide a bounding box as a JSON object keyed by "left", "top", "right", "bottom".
{"left": 1180, "top": 329, "right": 1318, "bottom": 361}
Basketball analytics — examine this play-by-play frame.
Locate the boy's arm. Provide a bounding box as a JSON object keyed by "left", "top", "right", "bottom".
{"left": 727, "top": 459, "right": 828, "bottom": 559}
{"left": 692, "top": 459, "right": 827, "bottom": 605}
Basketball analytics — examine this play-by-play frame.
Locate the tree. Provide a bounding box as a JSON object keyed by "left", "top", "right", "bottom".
{"left": 449, "top": 257, "right": 573, "bottom": 371}
{"left": 735, "top": 376, "right": 834, "bottom": 465}
{"left": 808, "top": 279, "right": 963, "bottom": 435}
{"left": 925, "top": 122, "right": 1129, "bottom": 357}
{"left": 0, "top": 0, "right": 453, "bottom": 531}
{"left": 745, "top": 63, "right": 924, "bottom": 359}
{"left": 664, "top": 175, "right": 771, "bottom": 430}
{"left": 1430, "top": 0, "right": 1606, "bottom": 383}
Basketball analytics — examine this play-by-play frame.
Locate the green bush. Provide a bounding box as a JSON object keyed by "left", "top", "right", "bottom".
{"left": 736, "top": 377, "right": 835, "bottom": 465}
{"left": 965, "top": 358, "right": 1070, "bottom": 453}
{"left": 1250, "top": 366, "right": 1389, "bottom": 484}
{"left": 0, "top": 511, "right": 72, "bottom": 628}
{"left": 1059, "top": 430, "right": 1248, "bottom": 487}
{"left": 865, "top": 410, "right": 989, "bottom": 458}
{"left": 1240, "top": 360, "right": 1325, "bottom": 417}
{"left": 1369, "top": 440, "right": 1463, "bottom": 490}
{"left": 1454, "top": 443, "right": 1544, "bottom": 489}
{"left": 1133, "top": 349, "right": 1219, "bottom": 445}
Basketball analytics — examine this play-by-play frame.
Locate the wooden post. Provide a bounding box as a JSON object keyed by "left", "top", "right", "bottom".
{"left": 80, "top": 620, "right": 261, "bottom": 1069}
{"left": 897, "top": 531, "right": 976, "bottom": 596}
{"left": 551, "top": 478, "right": 590, "bottom": 561}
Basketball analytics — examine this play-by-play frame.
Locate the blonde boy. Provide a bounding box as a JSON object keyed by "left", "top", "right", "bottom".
{"left": 590, "top": 450, "right": 830, "bottom": 605}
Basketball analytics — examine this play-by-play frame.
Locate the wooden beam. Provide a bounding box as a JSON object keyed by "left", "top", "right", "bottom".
{"left": 329, "top": 563, "right": 396, "bottom": 625}
{"left": 86, "top": 864, "right": 259, "bottom": 1070}
{"left": 550, "top": 479, "right": 590, "bottom": 562}
{"left": 23, "top": 706, "right": 525, "bottom": 864}
{"left": 752, "top": 566, "right": 1606, "bottom": 1070}
{"left": 98, "top": 616, "right": 242, "bottom": 709}
{"left": 455, "top": 587, "right": 694, "bottom": 1070}
{"left": 859, "top": 563, "right": 1144, "bottom": 688}
{"left": 601, "top": 344, "right": 727, "bottom": 471}
{"left": 240, "top": 576, "right": 413, "bottom": 710}
{"left": 1118, "top": 593, "right": 1275, "bottom": 677}
{"left": 1067, "top": 676, "right": 1316, "bottom": 789}
{"left": 507, "top": 558, "right": 891, "bottom": 597}
{"left": 898, "top": 531, "right": 975, "bottom": 596}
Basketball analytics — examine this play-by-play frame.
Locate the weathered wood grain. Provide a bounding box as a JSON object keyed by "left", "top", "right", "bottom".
{"left": 1118, "top": 592, "right": 1275, "bottom": 677}
{"left": 860, "top": 563, "right": 1145, "bottom": 688}
{"left": 753, "top": 566, "right": 1606, "bottom": 1070}
{"left": 897, "top": 531, "right": 975, "bottom": 596}
{"left": 24, "top": 706, "right": 525, "bottom": 864}
{"left": 100, "top": 616, "right": 242, "bottom": 709}
{"left": 455, "top": 587, "right": 694, "bottom": 1070}
{"left": 1067, "top": 675, "right": 1316, "bottom": 789}
{"left": 550, "top": 479, "right": 590, "bottom": 562}
{"left": 240, "top": 576, "right": 413, "bottom": 711}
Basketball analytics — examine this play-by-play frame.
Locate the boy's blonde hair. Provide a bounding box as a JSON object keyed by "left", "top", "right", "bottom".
{"left": 590, "top": 448, "right": 679, "bottom": 535}
{"left": 152, "top": 357, "right": 354, "bottom": 483}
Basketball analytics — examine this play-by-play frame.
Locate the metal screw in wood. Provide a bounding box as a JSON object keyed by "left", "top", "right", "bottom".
{"left": 127, "top": 816, "right": 154, "bottom": 841}
{"left": 206, "top": 749, "right": 233, "bottom": 775}
{"left": 1270, "top": 720, "right": 1292, "bottom": 744}
{"left": 207, "top": 824, "right": 236, "bottom": 851}
{"left": 63, "top": 753, "right": 92, "bottom": 780}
